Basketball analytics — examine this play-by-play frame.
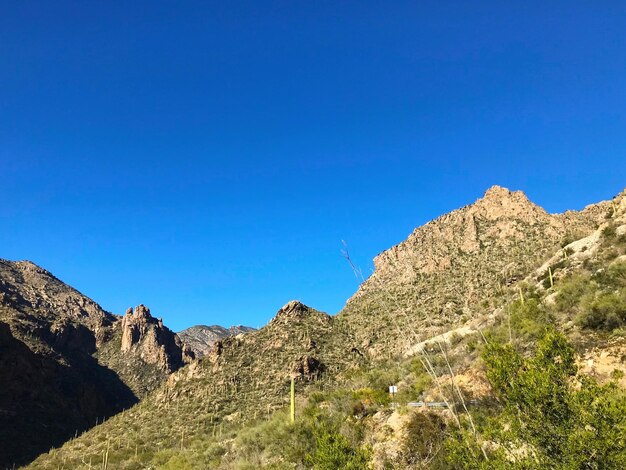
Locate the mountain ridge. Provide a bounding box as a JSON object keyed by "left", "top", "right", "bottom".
{"left": 177, "top": 324, "right": 256, "bottom": 357}
{"left": 0, "top": 260, "right": 193, "bottom": 468}
{"left": 338, "top": 185, "right": 612, "bottom": 356}
{"left": 9, "top": 184, "right": 626, "bottom": 469}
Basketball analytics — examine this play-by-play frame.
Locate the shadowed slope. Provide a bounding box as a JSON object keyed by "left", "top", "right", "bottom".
{"left": 0, "top": 319, "right": 137, "bottom": 468}
{"left": 0, "top": 261, "right": 190, "bottom": 468}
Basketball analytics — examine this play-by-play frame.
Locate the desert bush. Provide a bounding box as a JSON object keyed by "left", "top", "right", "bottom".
{"left": 306, "top": 423, "right": 371, "bottom": 470}
{"left": 231, "top": 410, "right": 315, "bottom": 466}
{"left": 603, "top": 224, "right": 617, "bottom": 241}
{"left": 508, "top": 298, "right": 553, "bottom": 339}
{"left": 445, "top": 330, "right": 626, "bottom": 469}
{"left": 595, "top": 262, "right": 626, "bottom": 289}
{"left": 553, "top": 273, "right": 594, "bottom": 314}
{"left": 401, "top": 411, "right": 446, "bottom": 466}
{"left": 411, "top": 371, "right": 433, "bottom": 398}
{"left": 352, "top": 387, "right": 390, "bottom": 410}
{"left": 577, "top": 291, "right": 626, "bottom": 331}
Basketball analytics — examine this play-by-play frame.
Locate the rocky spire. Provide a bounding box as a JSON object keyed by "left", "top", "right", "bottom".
{"left": 121, "top": 305, "right": 194, "bottom": 372}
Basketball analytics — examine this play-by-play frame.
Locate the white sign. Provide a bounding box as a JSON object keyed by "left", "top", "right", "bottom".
{"left": 389, "top": 385, "right": 398, "bottom": 394}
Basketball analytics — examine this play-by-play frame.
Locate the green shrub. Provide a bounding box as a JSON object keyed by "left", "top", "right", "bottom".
{"left": 412, "top": 372, "right": 433, "bottom": 398}
{"left": 603, "top": 248, "right": 620, "bottom": 261}
{"left": 161, "top": 454, "right": 194, "bottom": 469}
{"left": 595, "top": 262, "right": 626, "bottom": 289}
{"left": 508, "top": 298, "right": 553, "bottom": 339}
{"left": 603, "top": 224, "right": 617, "bottom": 240}
{"left": 445, "top": 330, "right": 626, "bottom": 468}
{"left": 364, "top": 364, "right": 401, "bottom": 391}
{"left": 554, "top": 273, "right": 594, "bottom": 314}
{"left": 306, "top": 424, "right": 371, "bottom": 470}
{"left": 352, "top": 387, "right": 390, "bottom": 408}
{"left": 232, "top": 410, "right": 315, "bottom": 466}
{"left": 401, "top": 411, "right": 446, "bottom": 465}
{"left": 542, "top": 276, "right": 553, "bottom": 290}
{"left": 577, "top": 291, "right": 626, "bottom": 331}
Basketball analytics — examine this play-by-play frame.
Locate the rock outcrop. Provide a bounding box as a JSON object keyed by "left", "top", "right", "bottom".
{"left": 368, "top": 186, "right": 599, "bottom": 278}
{"left": 121, "top": 305, "right": 194, "bottom": 372}
{"left": 270, "top": 300, "right": 332, "bottom": 327}
{"left": 291, "top": 355, "right": 325, "bottom": 381}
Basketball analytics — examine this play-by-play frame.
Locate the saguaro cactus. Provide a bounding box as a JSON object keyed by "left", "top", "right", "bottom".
{"left": 548, "top": 267, "right": 554, "bottom": 288}
{"left": 290, "top": 378, "right": 295, "bottom": 423}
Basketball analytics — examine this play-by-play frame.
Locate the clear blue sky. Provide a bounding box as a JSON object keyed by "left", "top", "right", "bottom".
{"left": 1, "top": 1, "right": 625, "bottom": 331}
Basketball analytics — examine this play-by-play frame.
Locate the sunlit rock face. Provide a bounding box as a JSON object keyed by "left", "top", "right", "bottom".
{"left": 121, "top": 304, "right": 194, "bottom": 372}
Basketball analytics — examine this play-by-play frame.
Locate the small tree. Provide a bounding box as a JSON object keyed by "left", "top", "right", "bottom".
{"left": 446, "top": 330, "right": 626, "bottom": 469}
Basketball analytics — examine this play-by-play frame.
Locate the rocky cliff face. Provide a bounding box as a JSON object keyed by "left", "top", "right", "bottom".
{"left": 178, "top": 324, "right": 255, "bottom": 357}
{"left": 120, "top": 305, "right": 194, "bottom": 371}
{"left": 368, "top": 186, "right": 603, "bottom": 282}
{"left": 339, "top": 186, "right": 610, "bottom": 356}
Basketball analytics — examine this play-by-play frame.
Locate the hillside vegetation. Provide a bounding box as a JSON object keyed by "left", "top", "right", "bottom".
{"left": 18, "top": 186, "right": 626, "bottom": 469}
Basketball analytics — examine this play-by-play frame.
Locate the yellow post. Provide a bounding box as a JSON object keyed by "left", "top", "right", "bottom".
{"left": 290, "top": 377, "right": 295, "bottom": 423}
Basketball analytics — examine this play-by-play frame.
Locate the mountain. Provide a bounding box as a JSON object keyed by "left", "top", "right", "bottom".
{"left": 339, "top": 185, "right": 608, "bottom": 356}
{"left": 0, "top": 261, "right": 192, "bottom": 468}
{"left": 178, "top": 324, "right": 256, "bottom": 357}
{"left": 26, "top": 298, "right": 366, "bottom": 469}
{"left": 18, "top": 185, "right": 626, "bottom": 469}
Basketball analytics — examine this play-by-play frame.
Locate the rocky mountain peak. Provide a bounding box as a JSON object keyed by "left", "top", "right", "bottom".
{"left": 0, "top": 259, "right": 114, "bottom": 342}
{"left": 13, "top": 260, "right": 54, "bottom": 276}
{"left": 364, "top": 186, "right": 553, "bottom": 280}
{"left": 120, "top": 305, "right": 193, "bottom": 372}
{"left": 274, "top": 300, "right": 309, "bottom": 318}
{"left": 269, "top": 300, "right": 332, "bottom": 329}
{"left": 473, "top": 185, "right": 546, "bottom": 222}
{"left": 130, "top": 304, "right": 156, "bottom": 321}
{"left": 482, "top": 184, "right": 510, "bottom": 198}
{"left": 341, "top": 185, "right": 607, "bottom": 356}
